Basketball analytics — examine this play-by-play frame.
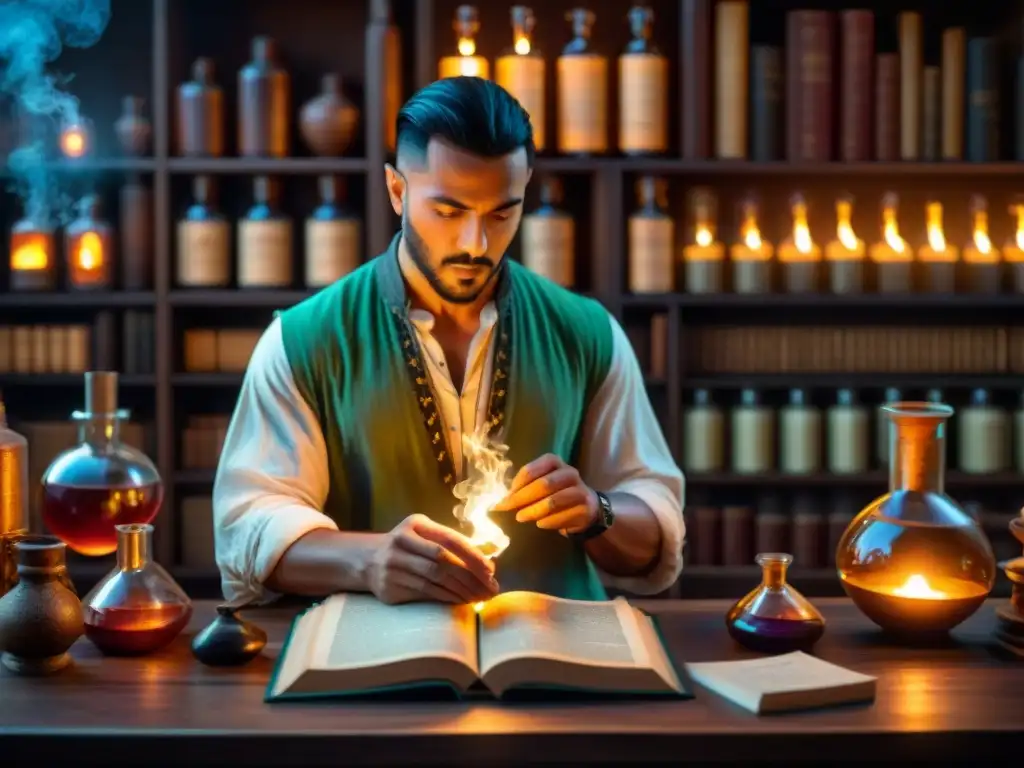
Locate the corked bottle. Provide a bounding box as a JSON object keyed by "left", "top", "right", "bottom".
{"left": 520, "top": 176, "right": 574, "bottom": 288}
{"left": 731, "top": 388, "right": 774, "bottom": 474}
{"left": 682, "top": 388, "right": 724, "bottom": 473}
{"left": 779, "top": 388, "right": 821, "bottom": 475}
{"left": 238, "top": 36, "right": 290, "bottom": 157}
{"left": 628, "top": 176, "right": 674, "bottom": 293}
{"left": 177, "top": 175, "right": 230, "bottom": 287}
{"left": 827, "top": 388, "right": 869, "bottom": 474}
{"left": 495, "top": 6, "right": 546, "bottom": 152}
{"left": 237, "top": 176, "right": 293, "bottom": 288}
{"left": 958, "top": 388, "right": 1009, "bottom": 474}
{"left": 556, "top": 8, "right": 608, "bottom": 155}
{"left": 617, "top": 5, "right": 667, "bottom": 155}
{"left": 176, "top": 57, "right": 224, "bottom": 157}
{"left": 304, "top": 175, "right": 361, "bottom": 287}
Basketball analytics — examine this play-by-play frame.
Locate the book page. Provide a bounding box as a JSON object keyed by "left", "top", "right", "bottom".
{"left": 686, "top": 651, "right": 876, "bottom": 696}
{"left": 477, "top": 592, "right": 647, "bottom": 673}
{"left": 309, "top": 593, "right": 478, "bottom": 672}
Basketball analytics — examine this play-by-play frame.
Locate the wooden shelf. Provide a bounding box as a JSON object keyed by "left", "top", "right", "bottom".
{"left": 0, "top": 373, "right": 155, "bottom": 387}
{"left": 167, "top": 157, "right": 368, "bottom": 174}
{"left": 168, "top": 289, "right": 321, "bottom": 308}
{"left": 532, "top": 158, "right": 1024, "bottom": 175}
{"left": 687, "top": 470, "right": 1022, "bottom": 488}
{"left": 622, "top": 293, "right": 1024, "bottom": 309}
{"left": 682, "top": 373, "right": 1021, "bottom": 389}
{"left": 0, "top": 158, "right": 156, "bottom": 176}
{"left": 0, "top": 291, "right": 157, "bottom": 308}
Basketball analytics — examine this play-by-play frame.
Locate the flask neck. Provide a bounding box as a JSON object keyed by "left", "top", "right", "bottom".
{"left": 761, "top": 560, "right": 788, "bottom": 590}
{"left": 75, "top": 410, "right": 126, "bottom": 450}
{"left": 116, "top": 524, "right": 152, "bottom": 571}
{"left": 889, "top": 417, "right": 946, "bottom": 493}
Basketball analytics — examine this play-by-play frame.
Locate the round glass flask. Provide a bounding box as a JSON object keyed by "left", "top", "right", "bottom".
{"left": 40, "top": 372, "right": 163, "bottom": 557}
{"left": 837, "top": 402, "right": 996, "bottom": 636}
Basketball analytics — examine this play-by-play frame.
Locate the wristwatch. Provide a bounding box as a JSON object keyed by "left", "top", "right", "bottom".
{"left": 569, "top": 490, "right": 615, "bottom": 542}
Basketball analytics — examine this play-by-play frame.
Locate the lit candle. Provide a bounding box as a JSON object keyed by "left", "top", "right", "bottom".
{"left": 963, "top": 194, "right": 1001, "bottom": 294}
{"left": 9, "top": 216, "right": 56, "bottom": 291}
{"left": 729, "top": 197, "right": 774, "bottom": 293}
{"left": 917, "top": 201, "right": 959, "bottom": 293}
{"left": 869, "top": 192, "right": 912, "bottom": 292}
{"left": 438, "top": 5, "right": 490, "bottom": 80}
{"left": 825, "top": 195, "right": 865, "bottom": 294}
{"left": 1004, "top": 199, "right": 1024, "bottom": 294}
{"left": 778, "top": 193, "right": 822, "bottom": 293}
{"left": 682, "top": 187, "right": 724, "bottom": 293}
{"left": 59, "top": 119, "right": 91, "bottom": 159}
{"left": 496, "top": 7, "right": 544, "bottom": 151}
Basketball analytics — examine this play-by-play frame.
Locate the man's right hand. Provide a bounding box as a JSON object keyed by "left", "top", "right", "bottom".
{"left": 368, "top": 514, "right": 499, "bottom": 605}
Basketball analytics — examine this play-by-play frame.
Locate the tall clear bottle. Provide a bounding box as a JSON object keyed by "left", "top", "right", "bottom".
{"left": 40, "top": 372, "right": 163, "bottom": 557}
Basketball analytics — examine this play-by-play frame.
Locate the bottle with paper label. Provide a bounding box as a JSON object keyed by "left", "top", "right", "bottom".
{"left": 520, "top": 176, "right": 574, "bottom": 288}
{"left": 305, "top": 175, "right": 361, "bottom": 287}
{"left": 238, "top": 176, "right": 293, "bottom": 288}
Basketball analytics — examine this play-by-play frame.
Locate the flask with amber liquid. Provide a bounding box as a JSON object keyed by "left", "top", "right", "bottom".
{"left": 237, "top": 176, "right": 293, "bottom": 288}
{"left": 496, "top": 6, "right": 545, "bottom": 152}
{"left": 618, "top": 6, "right": 667, "bottom": 155}
{"left": 628, "top": 176, "right": 673, "bottom": 293}
{"left": 305, "top": 175, "right": 361, "bottom": 287}
{"left": 521, "top": 176, "right": 574, "bottom": 287}
{"left": 557, "top": 8, "right": 608, "bottom": 155}
{"left": 438, "top": 5, "right": 489, "bottom": 80}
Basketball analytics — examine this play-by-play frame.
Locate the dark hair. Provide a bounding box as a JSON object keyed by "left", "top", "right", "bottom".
{"left": 396, "top": 77, "right": 535, "bottom": 167}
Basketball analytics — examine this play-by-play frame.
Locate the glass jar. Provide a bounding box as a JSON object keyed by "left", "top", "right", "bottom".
{"left": 41, "top": 372, "right": 163, "bottom": 557}
{"left": 725, "top": 552, "right": 825, "bottom": 654}
{"left": 83, "top": 523, "right": 192, "bottom": 655}
{"left": 837, "top": 402, "right": 996, "bottom": 637}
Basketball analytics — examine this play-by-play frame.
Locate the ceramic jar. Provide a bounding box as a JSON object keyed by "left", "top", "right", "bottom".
{"left": 114, "top": 96, "right": 151, "bottom": 156}
{"left": 299, "top": 74, "right": 359, "bottom": 156}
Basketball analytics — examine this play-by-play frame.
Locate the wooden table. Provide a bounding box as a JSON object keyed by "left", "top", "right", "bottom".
{"left": 0, "top": 598, "right": 1021, "bottom": 765}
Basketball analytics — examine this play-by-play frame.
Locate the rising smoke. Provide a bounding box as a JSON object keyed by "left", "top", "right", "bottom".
{"left": 0, "top": 0, "right": 111, "bottom": 223}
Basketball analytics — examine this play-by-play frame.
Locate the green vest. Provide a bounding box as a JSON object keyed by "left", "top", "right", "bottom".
{"left": 279, "top": 236, "right": 614, "bottom": 600}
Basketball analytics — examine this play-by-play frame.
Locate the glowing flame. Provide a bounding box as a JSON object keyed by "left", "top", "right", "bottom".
{"left": 1014, "top": 204, "right": 1024, "bottom": 251}
{"left": 11, "top": 237, "right": 49, "bottom": 271}
{"left": 514, "top": 35, "right": 531, "bottom": 55}
{"left": 458, "top": 37, "right": 476, "bottom": 56}
{"left": 882, "top": 205, "right": 906, "bottom": 254}
{"left": 891, "top": 574, "right": 947, "bottom": 600}
{"left": 741, "top": 207, "right": 762, "bottom": 249}
{"left": 791, "top": 200, "right": 812, "bottom": 253}
{"left": 77, "top": 231, "right": 103, "bottom": 271}
{"left": 452, "top": 430, "right": 512, "bottom": 560}
{"left": 972, "top": 226, "right": 992, "bottom": 255}
{"left": 695, "top": 226, "right": 713, "bottom": 247}
{"left": 925, "top": 202, "right": 946, "bottom": 252}
{"left": 836, "top": 200, "right": 858, "bottom": 250}
{"left": 60, "top": 124, "right": 87, "bottom": 158}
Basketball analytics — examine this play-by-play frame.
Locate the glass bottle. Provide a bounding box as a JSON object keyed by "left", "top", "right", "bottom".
{"left": 304, "top": 175, "right": 361, "bottom": 287}
{"left": 176, "top": 175, "right": 230, "bottom": 287}
{"left": 495, "top": 6, "right": 545, "bottom": 151}
{"left": 520, "top": 175, "right": 574, "bottom": 287}
{"left": 628, "top": 175, "right": 673, "bottom": 293}
{"left": 725, "top": 552, "right": 825, "bottom": 654}
{"left": 237, "top": 176, "right": 293, "bottom": 288}
{"left": 83, "top": 523, "right": 192, "bottom": 655}
{"left": 0, "top": 396, "right": 29, "bottom": 598}
{"left": 557, "top": 7, "right": 608, "bottom": 155}
{"left": 40, "top": 372, "right": 163, "bottom": 557}
{"left": 837, "top": 402, "right": 997, "bottom": 636}
{"left": 238, "top": 36, "right": 290, "bottom": 158}
{"left": 618, "top": 5, "right": 667, "bottom": 155}
{"left": 683, "top": 388, "right": 724, "bottom": 473}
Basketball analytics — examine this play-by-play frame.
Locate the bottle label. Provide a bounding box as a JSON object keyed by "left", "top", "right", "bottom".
{"left": 238, "top": 219, "right": 293, "bottom": 287}
{"left": 497, "top": 55, "right": 546, "bottom": 152}
{"left": 305, "top": 219, "right": 361, "bottom": 286}
{"left": 177, "top": 220, "right": 230, "bottom": 286}
{"left": 628, "top": 217, "right": 674, "bottom": 292}
{"left": 521, "top": 216, "right": 574, "bottom": 287}
{"left": 618, "top": 54, "right": 668, "bottom": 153}
{"left": 557, "top": 54, "right": 608, "bottom": 153}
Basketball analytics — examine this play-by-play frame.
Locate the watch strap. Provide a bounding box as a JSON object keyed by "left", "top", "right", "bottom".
{"left": 569, "top": 490, "right": 614, "bottom": 542}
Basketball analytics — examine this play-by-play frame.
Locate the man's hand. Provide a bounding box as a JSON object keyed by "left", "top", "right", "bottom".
{"left": 368, "top": 514, "right": 499, "bottom": 605}
{"left": 491, "top": 453, "right": 599, "bottom": 534}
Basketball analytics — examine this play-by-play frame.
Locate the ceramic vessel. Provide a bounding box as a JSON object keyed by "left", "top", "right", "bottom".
{"left": 114, "top": 96, "right": 151, "bottom": 156}
{"left": 191, "top": 604, "right": 268, "bottom": 666}
{"left": 299, "top": 74, "right": 359, "bottom": 156}
{"left": 0, "top": 536, "right": 84, "bottom": 675}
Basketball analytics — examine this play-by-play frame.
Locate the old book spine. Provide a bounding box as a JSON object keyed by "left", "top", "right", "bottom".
{"left": 750, "top": 45, "right": 782, "bottom": 160}
{"left": 967, "top": 37, "right": 999, "bottom": 162}
{"left": 922, "top": 66, "right": 941, "bottom": 160}
{"left": 899, "top": 12, "right": 923, "bottom": 159}
{"left": 875, "top": 53, "right": 900, "bottom": 160}
{"left": 122, "top": 310, "right": 139, "bottom": 374}
{"left": 786, "top": 10, "right": 834, "bottom": 161}
{"left": 942, "top": 27, "right": 965, "bottom": 159}
{"left": 681, "top": 0, "right": 712, "bottom": 159}
{"left": 714, "top": 1, "right": 748, "bottom": 159}
{"left": 839, "top": 10, "right": 874, "bottom": 161}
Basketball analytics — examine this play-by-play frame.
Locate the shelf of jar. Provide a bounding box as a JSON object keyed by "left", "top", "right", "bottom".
{"left": 0, "top": 158, "right": 156, "bottom": 176}
{"left": 682, "top": 374, "right": 1024, "bottom": 390}
{"left": 167, "top": 157, "right": 368, "bottom": 174}
{"left": 686, "top": 470, "right": 1023, "bottom": 488}
{"left": 0, "top": 291, "right": 157, "bottom": 308}
{"left": 620, "top": 293, "right": 1024, "bottom": 309}
{"left": 529, "top": 158, "right": 1024, "bottom": 176}
{"left": 169, "top": 289, "right": 322, "bottom": 307}
{"left": 0, "top": 373, "right": 156, "bottom": 387}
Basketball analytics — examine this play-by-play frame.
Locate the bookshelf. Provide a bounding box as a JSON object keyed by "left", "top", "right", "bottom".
{"left": 1, "top": 0, "right": 1022, "bottom": 600}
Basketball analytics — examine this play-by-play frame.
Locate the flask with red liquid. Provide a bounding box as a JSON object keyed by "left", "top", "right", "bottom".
{"left": 41, "top": 371, "right": 163, "bottom": 557}
{"left": 83, "top": 522, "right": 192, "bottom": 655}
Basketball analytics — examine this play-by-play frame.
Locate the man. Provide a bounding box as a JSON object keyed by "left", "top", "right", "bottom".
{"left": 213, "top": 77, "right": 685, "bottom": 607}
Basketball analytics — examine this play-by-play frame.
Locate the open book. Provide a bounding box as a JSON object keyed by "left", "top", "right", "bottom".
{"left": 685, "top": 651, "right": 877, "bottom": 714}
{"left": 266, "top": 591, "right": 689, "bottom": 701}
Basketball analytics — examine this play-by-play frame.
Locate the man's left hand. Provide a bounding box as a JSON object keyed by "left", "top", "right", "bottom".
{"left": 491, "top": 453, "right": 598, "bottom": 534}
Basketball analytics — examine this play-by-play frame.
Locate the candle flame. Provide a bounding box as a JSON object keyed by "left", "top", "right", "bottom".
{"left": 892, "top": 574, "right": 946, "bottom": 600}
{"left": 741, "top": 209, "right": 762, "bottom": 249}
{"left": 1013, "top": 204, "right": 1024, "bottom": 251}
{"left": 791, "top": 199, "right": 812, "bottom": 253}
{"left": 11, "top": 236, "right": 49, "bottom": 271}
{"left": 925, "top": 202, "right": 946, "bottom": 253}
{"left": 452, "top": 430, "right": 512, "bottom": 560}
{"left": 458, "top": 37, "right": 476, "bottom": 56}
{"left": 77, "top": 231, "right": 103, "bottom": 270}
{"left": 514, "top": 35, "right": 531, "bottom": 55}
{"left": 60, "top": 124, "right": 87, "bottom": 158}
{"left": 882, "top": 205, "right": 906, "bottom": 254}
{"left": 835, "top": 201, "right": 858, "bottom": 251}
{"left": 695, "top": 226, "right": 713, "bottom": 247}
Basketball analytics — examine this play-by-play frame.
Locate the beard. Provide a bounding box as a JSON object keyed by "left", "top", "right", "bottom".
{"left": 402, "top": 214, "right": 502, "bottom": 305}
